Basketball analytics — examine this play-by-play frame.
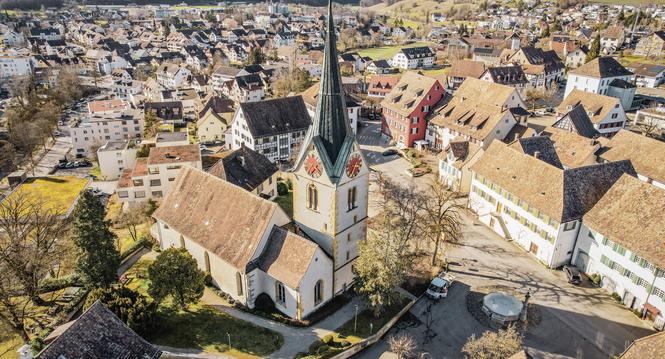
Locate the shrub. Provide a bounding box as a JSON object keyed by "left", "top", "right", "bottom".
{"left": 611, "top": 292, "right": 622, "bottom": 302}
{"left": 589, "top": 273, "right": 601, "bottom": 286}
{"left": 322, "top": 334, "right": 333, "bottom": 344}
{"left": 277, "top": 181, "right": 289, "bottom": 196}
{"left": 254, "top": 292, "right": 276, "bottom": 312}
{"left": 38, "top": 274, "right": 82, "bottom": 293}
{"left": 120, "top": 237, "right": 150, "bottom": 260}
{"left": 633, "top": 309, "right": 643, "bottom": 318}
{"left": 85, "top": 286, "right": 157, "bottom": 335}
{"left": 308, "top": 340, "right": 324, "bottom": 353}
{"left": 286, "top": 178, "right": 293, "bottom": 190}
{"left": 339, "top": 340, "right": 351, "bottom": 348}
{"left": 316, "top": 345, "right": 330, "bottom": 355}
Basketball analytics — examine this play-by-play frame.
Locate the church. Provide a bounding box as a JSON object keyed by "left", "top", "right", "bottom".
{"left": 151, "top": 1, "right": 369, "bottom": 320}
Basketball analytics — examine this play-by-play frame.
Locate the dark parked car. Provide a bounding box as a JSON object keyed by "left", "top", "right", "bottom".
{"left": 382, "top": 149, "right": 399, "bottom": 156}
{"left": 563, "top": 265, "right": 581, "bottom": 285}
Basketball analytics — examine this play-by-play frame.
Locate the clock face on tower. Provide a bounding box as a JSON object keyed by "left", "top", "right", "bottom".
{"left": 346, "top": 154, "right": 362, "bottom": 178}
{"left": 304, "top": 153, "right": 322, "bottom": 178}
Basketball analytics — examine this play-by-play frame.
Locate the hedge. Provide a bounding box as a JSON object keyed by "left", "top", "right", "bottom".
{"left": 120, "top": 237, "right": 150, "bottom": 261}
{"left": 38, "top": 274, "right": 82, "bottom": 294}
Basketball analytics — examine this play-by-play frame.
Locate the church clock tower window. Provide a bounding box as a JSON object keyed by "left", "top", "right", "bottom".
{"left": 307, "top": 184, "right": 318, "bottom": 211}
{"left": 347, "top": 187, "right": 357, "bottom": 211}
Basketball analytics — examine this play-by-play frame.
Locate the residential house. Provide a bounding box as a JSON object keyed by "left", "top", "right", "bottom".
{"left": 367, "top": 75, "right": 400, "bottom": 99}
{"left": 35, "top": 301, "right": 161, "bottom": 359}
{"left": 564, "top": 57, "right": 635, "bottom": 111}
{"left": 156, "top": 63, "right": 191, "bottom": 89}
{"left": 391, "top": 47, "right": 435, "bottom": 70}
{"left": 628, "top": 63, "right": 665, "bottom": 88}
{"left": 427, "top": 78, "right": 527, "bottom": 150}
{"left": 599, "top": 129, "right": 665, "bottom": 190}
{"left": 550, "top": 104, "right": 601, "bottom": 139}
{"left": 230, "top": 96, "right": 311, "bottom": 162}
{"left": 438, "top": 140, "right": 483, "bottom": 193}
{"left": 504, "top": 46, "right": 564, "bottom": 89}
{"left": 230, "top": 73, "right": 265, "bottom": 103}
{"left": 211, "top": 66, "right": 242, "bottom": 92}
{"left": 556, "top": 89, "right": 627, "bottom": 137}
{"left": 472, "top": 47, "right": 504, "bottom": 66}
{"left": 196, "top": 97, "right": 235, "bottom": 143}
{"left": 634, "top": 31, "right": 665, "bottom": 58}
{"left": 145, "top": 101, "right": 184, "bottom": 125}
{"left": 468, "top": 140, "right": 636, "bottom": 268}
{"left": 0, "top": 52, "right": 34, "bottom": 79}
{"left": 366, "top": 60, "right": 392, "bottom": 74}
{"left": 480, "top": 65, "right": 528, "bottom": 96}
{"left": 446, "top": 60, "right": 486, "bottom": 91}
{"left": 620, "top": 332, "right": 665, "bottom": 357}
{"left": 97, "top": 140, "right": 137, "bottom": 180}
{"left": 208, "top": 144, "right": 278, "bottom": 199}
{"left": 572, "top": 174, "right": 665, "bottom": 329}
{"left": 600, "top": 26, "right": 625, "bottom": 53}
{"left": 380, "top": 71, "right": 445, "bottom": 148}
{"left": 565, "top": 46, "right": 589, "bottom": 69}
{"left": 2, "top": 30, "right": 25, "bottom": 47}
{"left": 117, "top": 144, "right": 202, "bottom": 203}
{"left": 155, "top": 132, "right": 189, "bottom": 147}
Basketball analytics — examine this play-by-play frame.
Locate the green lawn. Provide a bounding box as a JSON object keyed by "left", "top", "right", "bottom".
{"left": 0, "top": 326, "right": 21, "bottom": 359}
{"left": 7, "top": 176, "right": 88, "bottom": 215}
{"left": 124, "top": 258, "right": 283, "bottom": 358}
{"left": 357, "top": 42, "right": 435, "bottom": 60}
{"left": 274, "top": 189, "right": 293, "bottom": 218}
{"left": 420, "top": 67, "right": 449, "bottom": 77}
{"left": 618, "top": 55, "right": 663, "bottom": 66}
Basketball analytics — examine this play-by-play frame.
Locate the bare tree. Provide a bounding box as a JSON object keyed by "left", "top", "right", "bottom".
{"left": 0, "top": 192, "right": 68, "bottom": 305}
{"left": 421, "top": 178, "right": 464, "bottom": 266}
{"left": 636, "top": 116, "right": 663, "bottom": 139}
{"left": 388, "top": 334, "right": 417, "bottom": 359}
{"left": 115, "top": 204, "right": 148, "bottom": 243}
{"left": 462, "top": 325, "right": 523, "bottom": 359}
{"left": 0, "top": 263, "right": 35, "bottom": 342}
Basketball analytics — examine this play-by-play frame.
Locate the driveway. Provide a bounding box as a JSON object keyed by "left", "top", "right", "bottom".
{"left": 32, "top": 135, "right": 71, "bottom": 177}
{"left": 356, "top": 212, "right": 655, "bottom": 358}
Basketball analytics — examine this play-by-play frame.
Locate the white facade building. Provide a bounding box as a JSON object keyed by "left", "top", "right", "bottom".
{"left": 71, "top": 109, "right": 144, "bottom": 156}
{"left": 97, "top": 140, "right": 137, "bottom": 180}
{"left": 391, "top": 47, "right": 435, "bottom": 70}
{"left": 572, "top": 174, "right": 665, "bottom": 330}
{"left": 0, "top": 53, "right": 34, "bottom": 79}
{"left": 564, "top": 57, "right": 635, "bottom": 111}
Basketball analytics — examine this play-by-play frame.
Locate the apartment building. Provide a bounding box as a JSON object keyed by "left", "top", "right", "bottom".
{"left": 0, "top": 53, "right": 34, "bottom": 79}
{"left": 599, "top": 129, "right": 665, "bottom": 190}
{"left": 230, "top": 96, "right": 311, "bottom": 162}
{"left": 391, "top": 47, "right": 435, "bottom": 70}
{"left": 156, "top": 63, "right": 191, "bottom": 89}
{"left": 468, "top": 140, "right": 635, "bottom": 268}
{"left": 97, "top": 140, "right": 137, "bottom": 180}
{"left": 381, "top": 72, "right": 445, "bottom": 148}
{"left": 573, "top": 174, "right": 665, "bottom": 330}
{"left": 71, "top": 109, "right": 144, "bottom": 156}
{"left": 117, "top": 144, "right": 202, "bottom": 203}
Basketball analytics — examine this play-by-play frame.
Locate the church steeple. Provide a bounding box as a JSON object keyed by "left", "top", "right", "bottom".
{"left": 312, "top": 0, "right": 351, "bottom": 166}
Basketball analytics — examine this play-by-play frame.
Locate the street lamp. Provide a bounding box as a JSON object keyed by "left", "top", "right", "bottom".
{"left": 354, "top": 304, "right": 359, "bottom": 333}
{"left": 369, "top": 323, "right": 373, "bottom": 335}
{"left": 226, "top": 332, "right": 231, "bottom": 348}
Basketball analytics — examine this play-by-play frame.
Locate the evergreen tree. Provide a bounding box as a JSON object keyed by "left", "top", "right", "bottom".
{"left": 72, "top": 190, "right": 120, "bottom": 288}
{"left": 247, "top": 47, "right": 265, "bottom": 65}
{"left": 148, "top": 248, "right": 206, "bottom": 309}
{"left": 586, "top": 34, "right": 600, "bottom": 63}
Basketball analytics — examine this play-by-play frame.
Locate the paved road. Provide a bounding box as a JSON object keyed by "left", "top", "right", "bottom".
{"left": 355, "top": 212, "right": 654, "bottom": 359}
{"left": 32, "top": 135, "right": 72, "bottom": 176}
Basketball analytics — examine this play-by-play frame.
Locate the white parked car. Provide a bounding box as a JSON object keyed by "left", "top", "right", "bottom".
{"left": 426, "top": 273, "right": 455, "bottom": 300}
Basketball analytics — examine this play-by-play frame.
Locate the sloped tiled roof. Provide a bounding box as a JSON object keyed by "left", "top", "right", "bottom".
{"left": 153, "top": 167, "right": 280, "bottom": 269}
{"left": 239, "top": 96, "right": 311, "bottom": 138}
{"left": 557, "top": 89, "right": 622, "bottom": 124}
{"left": 620, "top": 332, "right": 665, "bottom": 359}
{"left": 585, "top": 174, "right": 665, "bottom": 268}
{"left": 258, "top": 226, "right": 320, "bottom": 289}
{"left": 36, "top": 301, "right": 161, "bottom": 359}
{"left": 509, "top": 136, "right": 563, "bottom": 169}
{"left": 553, "top": 104, "right": 601, "bottom": 138}
{"left": 600, "top": 129, "right": 665, "bottom": 184}
{"left": 380, "top": 71, "right": 440, "bottom": 117}
{"left": 569, "top": 56, "right": 632, "bottom": 78}
{"left": 471, "top": 141, "right": 635, "bottom": 222}
{"left": 208, "top": 145, "right": 277, "bottom": 192}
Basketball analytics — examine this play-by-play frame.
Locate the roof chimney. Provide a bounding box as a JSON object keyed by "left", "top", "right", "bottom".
{"left": 514, "top": 133, "right": 521, "bottom": 142}
{"left": 238, "top": 155, "right": 245, "bottom": 168}
{"left": 534, "top": 151, "right": 540, "bottom": 159}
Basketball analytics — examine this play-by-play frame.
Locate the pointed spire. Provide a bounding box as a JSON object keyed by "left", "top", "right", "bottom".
{"left": 312, "top": 0, "right": 350, "bottom": 165}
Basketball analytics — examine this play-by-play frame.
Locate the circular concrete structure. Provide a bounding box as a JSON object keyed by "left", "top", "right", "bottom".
{"left": 482, "top": 292, "right": 523, "bottom": 325}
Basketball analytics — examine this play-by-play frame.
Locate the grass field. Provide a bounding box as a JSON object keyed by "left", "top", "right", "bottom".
{"left": 7, "top": 176, "right": 88, "bottom": 215}
{"left": 618, "top": 55, "right": 663, "bottom": 66}
{"left": 334, "top": 297, "right": 409, "bottom": 341}
{"left": 420, "top": 67, "right": 450, "bottom": 77}
{"left": 125, "top": 259, "right": 283, "bottom": 358}
{"left": 357, "top": 42, "right": 435, "bottom": 60}
{"left": 274, "top": 187, "right": 293, "bottom": 218}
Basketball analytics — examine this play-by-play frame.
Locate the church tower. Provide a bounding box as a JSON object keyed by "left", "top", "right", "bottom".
{"left": 290, "top": 0, "right": 369, "bottom": 295}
